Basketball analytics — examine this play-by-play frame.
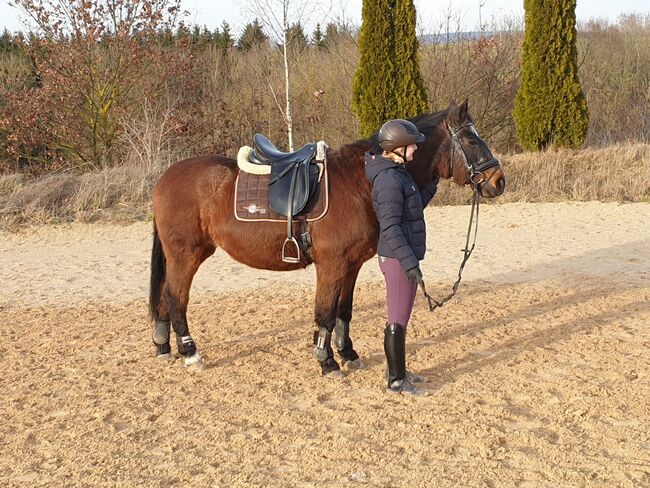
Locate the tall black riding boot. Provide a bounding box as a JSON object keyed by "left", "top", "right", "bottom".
{"left": 384, "top": 323, "right": 426, "bottom": 396}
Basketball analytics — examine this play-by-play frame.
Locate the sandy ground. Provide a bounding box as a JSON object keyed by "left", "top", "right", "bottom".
{"left": 0, "top": 202, "right": 649, "bottom": 487}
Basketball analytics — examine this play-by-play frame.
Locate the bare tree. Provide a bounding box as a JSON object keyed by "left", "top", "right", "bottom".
{"left": 248, "top": 0, "right": 324, "bottom": 150}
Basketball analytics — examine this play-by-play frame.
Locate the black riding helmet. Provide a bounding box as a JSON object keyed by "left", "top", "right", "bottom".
{"left": 378, "top": 119, "right": 425, "bottom": 151}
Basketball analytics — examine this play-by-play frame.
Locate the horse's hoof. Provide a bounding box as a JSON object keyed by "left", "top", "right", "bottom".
{"left": 343, "top": 358, "right": 364, "bottom": 371}
{"left": 324, "top": 369, "right": 345, "bottom": 380}
{"left": 184, "top": 352, "right": 204, "bottom": 369}
{"left": 156, "top": 352, "right": 175, "bottom": 363}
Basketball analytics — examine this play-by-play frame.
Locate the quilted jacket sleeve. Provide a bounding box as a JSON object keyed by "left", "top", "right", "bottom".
{"left": 372, "top": 173, "right": 419, "bottom": 272}
{"left": 419, "top": 177, "right": 439, "bottom": 208}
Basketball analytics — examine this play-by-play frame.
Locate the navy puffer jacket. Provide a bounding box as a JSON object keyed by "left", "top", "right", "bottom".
{"left": 365, "top": 152, "right": 438, "bottom": 272}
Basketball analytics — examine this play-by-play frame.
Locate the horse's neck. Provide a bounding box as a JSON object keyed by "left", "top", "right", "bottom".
{"left": 410, "top": 125, "right": 451, "bottom": 184}
{"left": 327, "top": 145, "right": 372, "bottom": 197}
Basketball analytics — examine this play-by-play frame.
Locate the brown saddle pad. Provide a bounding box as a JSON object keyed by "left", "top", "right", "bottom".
{"left": 234, "top": 161, "right": 329, "bottom": 223}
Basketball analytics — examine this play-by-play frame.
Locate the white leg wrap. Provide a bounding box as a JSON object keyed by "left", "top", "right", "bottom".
{"left": 184, "top": 351, "right": 204, "bottom": 368}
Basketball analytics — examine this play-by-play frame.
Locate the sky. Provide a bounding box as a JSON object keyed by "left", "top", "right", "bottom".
{"left": 1, "top": 0, "right": 648, "bottom": 35}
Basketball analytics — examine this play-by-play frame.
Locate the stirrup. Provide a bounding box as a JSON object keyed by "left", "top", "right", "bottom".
{"left": 281, "top": 237, "right": 300, "bottom": 263}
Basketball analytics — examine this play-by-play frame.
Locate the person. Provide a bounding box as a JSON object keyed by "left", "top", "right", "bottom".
{"left": 364, "top": 119, "right": 439, "bottom": 396}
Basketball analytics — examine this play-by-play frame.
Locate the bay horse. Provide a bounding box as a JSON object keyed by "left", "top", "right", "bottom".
{"left": 149, "top": 99, "right": 505, "bottom": 376}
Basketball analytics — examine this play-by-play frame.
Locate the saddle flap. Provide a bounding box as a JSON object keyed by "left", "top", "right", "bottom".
{"left": 268, "top": 160, "right": 320, "bottom": 217}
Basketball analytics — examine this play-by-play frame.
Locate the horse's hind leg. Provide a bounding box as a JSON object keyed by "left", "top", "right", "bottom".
{"left": 334, "top": 265, "right": 363, "bottom": 369}
{"left": 152, "top": 311, "right": 173, "bottom": 361}
{"left": 163, "top": 246, "right": 213, "bottom": 367}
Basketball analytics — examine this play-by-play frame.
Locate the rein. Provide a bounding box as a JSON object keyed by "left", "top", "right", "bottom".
{"left": 419, "top": 188, "right": 480, "bottom": 311}
{"left": 418, "top": 122, "right": 495, "bottom": 312}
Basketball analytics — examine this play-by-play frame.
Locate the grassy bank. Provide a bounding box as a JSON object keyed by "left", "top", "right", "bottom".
{"left": 1, "top": 143, "right": 649, "bottom": 230}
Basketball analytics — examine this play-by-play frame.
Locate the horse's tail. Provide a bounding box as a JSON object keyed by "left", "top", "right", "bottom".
{"left": 149, "top": 218, "right": 166, "bottom": 321}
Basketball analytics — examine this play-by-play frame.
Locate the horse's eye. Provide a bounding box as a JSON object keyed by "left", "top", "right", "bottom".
{"left": 467, "top": 139, "right": 478, "bottom": 146}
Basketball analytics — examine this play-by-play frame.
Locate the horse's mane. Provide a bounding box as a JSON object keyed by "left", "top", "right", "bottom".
{"left": 339, "top": 108, "right": 450, "bottom": 156}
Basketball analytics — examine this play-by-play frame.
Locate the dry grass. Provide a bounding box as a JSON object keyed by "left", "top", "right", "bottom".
{"left": 1, "top": 143, "right": 648, "bottom": 231}
{"left": 434, "top": 143, "right": 650, "bottom": 206}
{"left": 0, "top": 163, "right": 164, "bottom": 230}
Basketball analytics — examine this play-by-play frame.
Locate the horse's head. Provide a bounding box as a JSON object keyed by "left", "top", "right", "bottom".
{"left": 411, "top": 100, "right": 506, "bottom": 198}
{"left": 443, "top": 99, "right": 505, "bottom": 197}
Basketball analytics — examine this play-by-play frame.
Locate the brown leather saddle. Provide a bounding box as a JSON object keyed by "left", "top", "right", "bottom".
{"left": 246, "top": 134, "right": 322, "bottom": 263}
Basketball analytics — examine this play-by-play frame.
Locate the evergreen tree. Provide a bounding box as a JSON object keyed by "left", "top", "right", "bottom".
{"left": 323, "top": 22, "right": 339, "bottom": 48}
{"left": 513, "top": 0, "right": 589, "bottom": 150}
{"left": 0, "top": 29, "right": 16, "bottom": 53}
{"left": 352, "top": 0, "right": 428, "bottom": 136}
{"left": 286, "top": 22, "right": 308, "bottom": 52}
{"left": 191, "top": 25, "right": 202, "bottom": 44}
{"left": 175, "top": 23, "right": 191, "bottom": 42}
{"left": 158, "top": 26, "right": 175, "bottom": 47}
{"left": 393, "top": 0, "right": 428, "bottom": 116}
{"left": 215, "top": 21, "right": 233, "bottom": 50}
{"left": 237, "top": 19, "right": 268, "bottom": 51}
{"left": 312, "top": 23, "right": 325, "bottom": 50}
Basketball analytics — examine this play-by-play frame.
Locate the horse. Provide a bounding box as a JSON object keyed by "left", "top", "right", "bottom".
{"left": 148, "top": 99, "right": 506, "bottom": 376}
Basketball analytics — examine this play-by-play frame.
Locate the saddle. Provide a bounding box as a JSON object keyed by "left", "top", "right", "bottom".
{"left": 243, "top": 134, "right": 323, "bottom": 263}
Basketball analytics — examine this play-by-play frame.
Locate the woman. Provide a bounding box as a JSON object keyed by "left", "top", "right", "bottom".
{"left": 364, "top": 119, "right": 439, "bottom": 396}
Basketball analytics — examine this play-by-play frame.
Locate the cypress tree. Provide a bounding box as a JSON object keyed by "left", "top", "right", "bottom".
{"left": 353, "top": 0, "right": 428, "bottom": 136}
{"left": 393, "top": 0, "right": 428, "bottom": 116}
{"left": 514, "top": 0, "right": 589, "bottom": 150}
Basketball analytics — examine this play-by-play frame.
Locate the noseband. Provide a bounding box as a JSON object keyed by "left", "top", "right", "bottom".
{"left": 447, "top": 123, "right": 500, "bottom": 190}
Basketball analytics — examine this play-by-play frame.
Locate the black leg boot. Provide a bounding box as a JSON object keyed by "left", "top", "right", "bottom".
{"left": 384, "top": 323, "right": 426, "bottom": 396}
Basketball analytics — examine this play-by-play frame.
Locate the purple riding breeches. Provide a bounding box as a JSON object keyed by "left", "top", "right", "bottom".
{"left": 378, "top": 256, "right": 418, "bottom": 328}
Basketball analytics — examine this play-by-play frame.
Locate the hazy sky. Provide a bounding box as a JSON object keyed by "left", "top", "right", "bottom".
{"left": 1, "top": 0, "right": 648, "bottom": 35}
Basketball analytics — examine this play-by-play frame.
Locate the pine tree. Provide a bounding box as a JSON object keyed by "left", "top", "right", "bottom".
{"left": 352, "top": 0, "right": 428, "bottom": 136}
{"left": 513, "top": 0, "right": 589, "bottom": 150}
{"left": 0, "top": 29, "right": 15, "bottom": 53}
{"left": 312, "top": 23, "right": 325, "bottom": 50}
{"left": 215, "top": 21, "right": 233, "bottom": 50}
{"left": 323, "top": 22, "right": 339, "bottom": 48}
{"left": 237, "top": 19, "right": 269, "bottom": 51}
{"left": 286, "top": 22, "right": 308, "bottom": 52}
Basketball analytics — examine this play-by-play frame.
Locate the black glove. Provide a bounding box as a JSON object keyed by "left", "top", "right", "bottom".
{"left": 405, "top": 266, "right": 423, "bottom": 284}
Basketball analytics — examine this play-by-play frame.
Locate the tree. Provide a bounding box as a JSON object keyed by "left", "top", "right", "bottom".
{"left": 285, "top": 22, "right": 308, "bottom": 52}
{"left": 312, "top": 23, "right": 325, "bottom": 50}
{"left": 513, "top": 0, "right": 589, "bottom": 150}
{"left": 215, "top": 21, "right": 234, "bottom": 50}
{"left": 352, "top": 0, "right": 428, "bottom": 136}
{"left": 249, "top": 0, "right": 320, "bottom": 150}
{"left": 237, "top": 19, "right": 268, "bottom": 51}
{"left": 5, "top": 0, "right": 184, "bottom": 168}
{"left": 393, "top": 0, "right": 428, "bottom": 117}
{"left": 321, "top": 22, "right": 353, "bottom": 50}
{"left": 323, "top": 22, "right": 339, "bottom": 48}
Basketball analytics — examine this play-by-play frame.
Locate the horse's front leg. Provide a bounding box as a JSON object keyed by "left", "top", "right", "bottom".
{"left": 313, "top": 264, "right": 346, "bottom": 378}
{"left": 333, "top": 265, "right": 363, "bottom": 370}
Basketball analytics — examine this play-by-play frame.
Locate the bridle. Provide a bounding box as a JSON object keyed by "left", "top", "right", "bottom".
{"left": 418, "top": 122, "right": 501, "bottom": 312}
{"left": 447, "top": 122, "right": 501, "bottom": 190}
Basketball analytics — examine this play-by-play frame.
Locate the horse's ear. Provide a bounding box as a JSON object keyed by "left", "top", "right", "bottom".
{"left": 459, "top": 99, "right": 469, "bottom": 122}
{"left": 446, "top": 99, "right": 459, "bottom": 125}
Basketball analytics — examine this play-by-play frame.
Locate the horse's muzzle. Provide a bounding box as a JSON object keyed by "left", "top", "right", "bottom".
{"left": 480, "top": 166, "right": 506, "bottom": 198}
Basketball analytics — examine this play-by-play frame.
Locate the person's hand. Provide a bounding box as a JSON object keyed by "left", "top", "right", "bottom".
{"left": 405, "top": 266, "right": 423, "bottom": 284}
